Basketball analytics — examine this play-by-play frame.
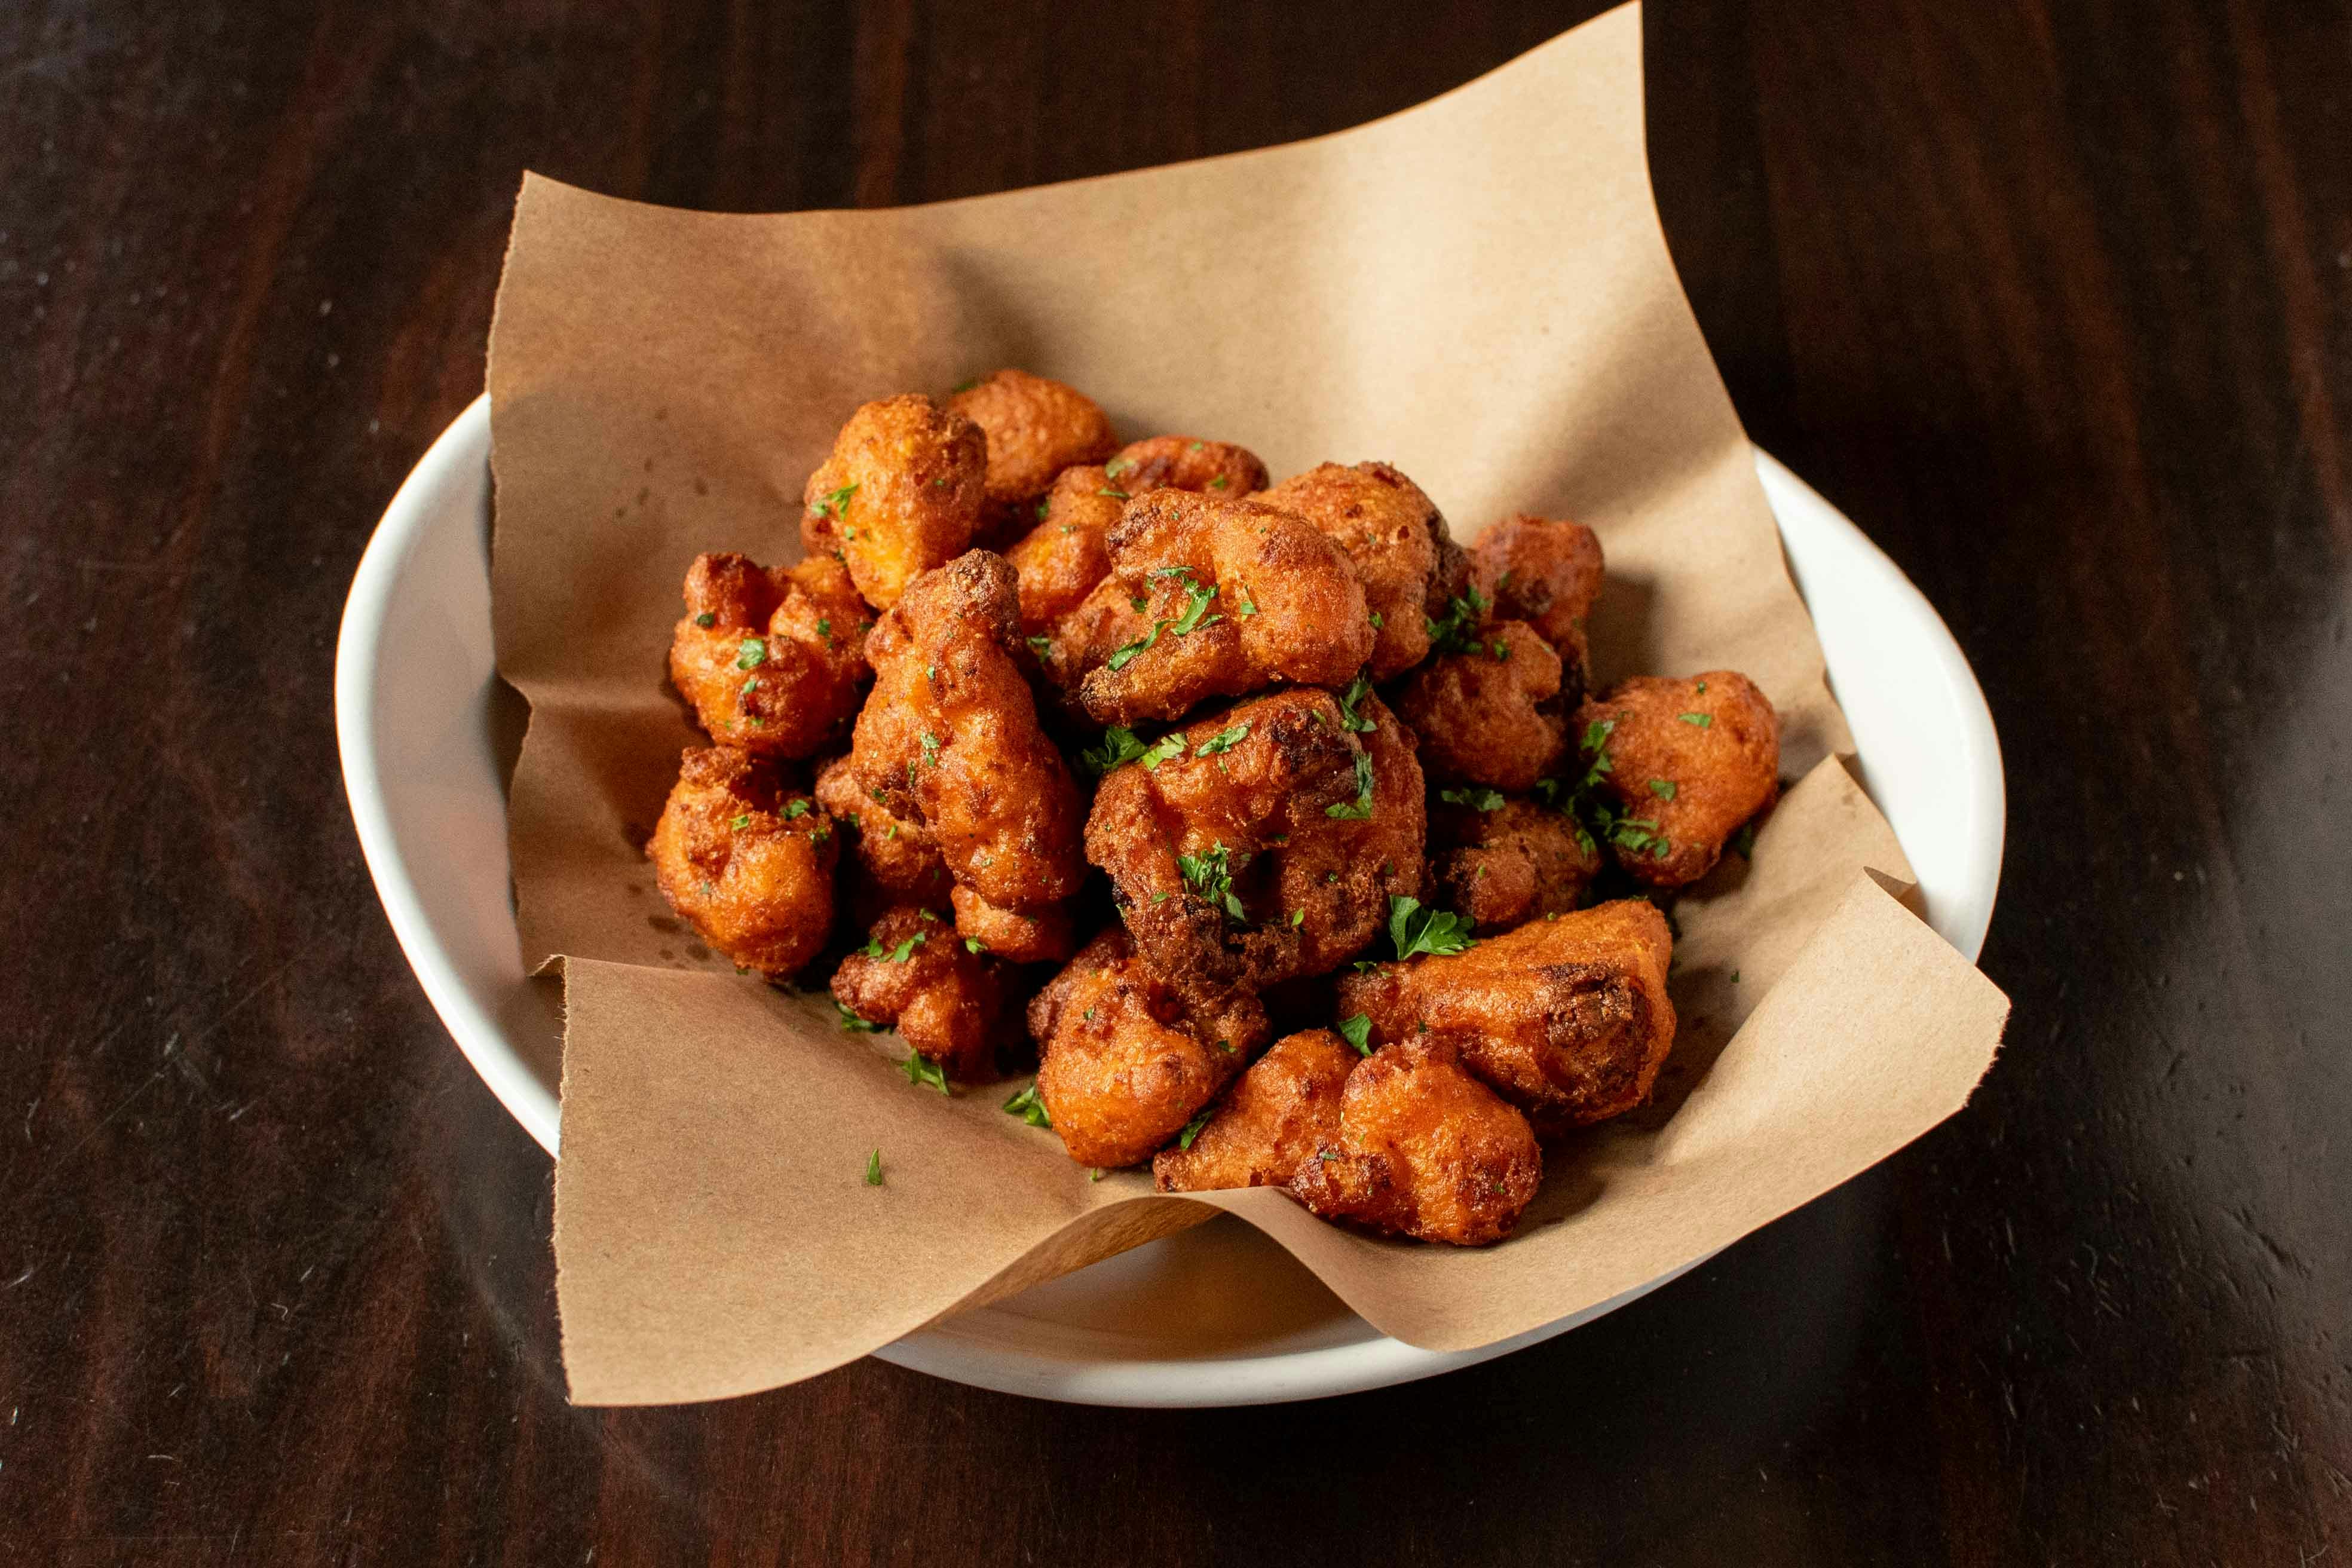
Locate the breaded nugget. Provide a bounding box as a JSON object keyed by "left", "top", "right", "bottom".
{"left": 1574, "top": 672, "right": 1780, "bottom": 889}
{"left": 648, "top": 746, "right": 838, "bottom": 977}
{"left": 814, "top": 752, "right": 953, "bottom": 921}
{"left": 1003, "top": 464, "right": 1125, "bottom": 638}
{"left": 1105, "top": 435, "right": 1268, "bottom": 498}
{"left": 1085, "top": 688, "right": 1423, "bottom": 997}
{"left": 945, "top": 369, "right": 1119, "bottom": 543}
{"left": 831, "top": 905, "right": 1011, "bottom": 1082}
{"left": 1152, "top": 1028, "right": 1355, "bottom": 1193}
{"left": 1334, "top": 898, "right": 1675, "bottom": 1133}
{"left": 801, "top": 394, "right": 986, "bottom": 610}
{"left": 1428, "top": 791, "right": 1603, "bottom": 931}
{"left": 1472, "top": 513, "right": 1604, "bottom": 678}
{"left": 1393, "top": 620, "right": 1567, "bottom": 790}
{"left": 1030, "top": 928, "right": 1270, "bottom": 1168}
{"left": 1073, "top": 492, "right": 1373, "bottom": 726}
{"left": 1256, "top": 461, "right": 1454, "bottom": 679}
{"left": 850, "top": 551, "right": 1087, "bottom": 911}
{"left": 950, "top": 884, "right": 1078, "bottom": 965}
{"left": 1288, "top": 1039, "right": 1542, "bottom": 1246}
{"left": 669, "top": 552, "right": 871, "bottom": 757}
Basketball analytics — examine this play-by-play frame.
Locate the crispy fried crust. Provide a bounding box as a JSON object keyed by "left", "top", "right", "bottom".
{"left": 1428, "top": 795, "right": 1602, "bottom": 931}
{"left": 669, "top": 553, "right": 872, "bottom": 757}
{"left": 1106, "top": 435, "right": 1269, "bottom": 498}
{"left": 1030, "top": 928, "right": 1270, "bottom": 1168}
{"left": 1073, "top": 491, "right": 1373, "bottom": 725}
{"left": 648, "top": 746, "right": 838, "bottom": 976}
{"left": 801, "top": 394, "right": 987, "bottom": 609}
{"left": 1472, "top": 513, "right": 1603, "bottom": 679}
{"left": 945, "top": 369, "right": 1119, "bottom": 544}
{"left": 1084, "top": 689, "right": 1423, "bottom": 998}
{"left": 1152, "top": 1028, "right": 1355, "bottom": 1192}
{"left": 813, "top": 752, "right": 953, "bottom": 921}
{"left": 1334, "top": 898, "right": 1676, "bottom": 1134}
{"left": 849, "top": 551, "right": 1087, "bottom": 912}
{"left": 1256, "top": 461, "right": 1453, "bottom": 679}
{"left": 1004, "top": 464, "right": 1125, "bottom": 638}
{"left": 831, "top": 905, "right": 1010, "bottom": 1081}
{"left": 1288, "top": 1039, "right": 1542, "bottom": 1246}
{"left": 950, "top": 884, "right": 1078, "bottom": 965}
{"left": 1392, "top": 620, "right": 1567, "bottom": 790}
{"left": 1575, "top": 671, "right": 1780, "bottom": 889}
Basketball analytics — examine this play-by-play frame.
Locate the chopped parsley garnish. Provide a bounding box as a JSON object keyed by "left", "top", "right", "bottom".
{"left": 1336, "top": 1013, "right": 1374, "bottom": 1056}
{"left": 1423, "top": 581, "right": 1490, "bottom": 656}
{"left": 1027, "top": 633, "right": 1055, "bottom": 658}
{"left": 1104, "top": 455, "right": 1135, "bottom": 480}
{"left": 783, "top": 798, "right": 810, "bottom": 819}
{"left": 814, "top": 483, "right": 859, "bottom": 520}
{"left": 1289, "top": 907, "right": 1306, "bottom": 927}
{"left": 1649, "top": 779, "right": 1677, "bottom": 800}
{"left": 1177, "top": 841, "right": 1250, "bottom": 923}
{"left": 1368, "top": 611, "right": 1383, "bottom": 629}
{"left": 964, "top": 936, "right": 986, "bottom": 954}
{"left": 730, "top": 813, "right": 753, "bottom": 829}
{"left": 1141, "top": 732, "right": 1189, "bottom": 770}
{"left": 1105, "top": 620, "right": 1164, "bottom": 671}
{"left": 1695, "top": 680, "right": 1708, "bottom": 693}
{"left": 862, "top": 932, "right": 926, "bottom": 963}
{"left": 1439, "top": 786, "right": 1505, "bottom": 812}
{"left": 1334, "top": 673, "right": 1377, "bottom": 733}
{"left": 1097, "top": 487, "right": 1130, "bottom": 500}
{"left": 1169, "top": 578, "right": 1221, "bottom": 636}
{"left": 1602, "top": 811, "right": 1671, "bottom": 859}
{"left": 817, "top": 617, "right": 833, "bottom": 641}
{"left": 1388, "top": 894, "right": 1477, "bottom": 960}
{"left": 1195, "top": 722, "right": 1251, "bottom": 756}
{"left": 920, "top": 730, "right": 942, "bottom": 767}
{"left": 1324, "top": 751, "right": 1376, "bottom": 819}
{"left": 835, "top": 1000, "right": 882, "bottom": 1033}
{"left": 1175, "top": 1103, "right": 1217, "bottom": 1150}
{"left": 1207, "top": 475, "right": 1229, "bottom": 489}
{"left": 739, "top": 676, "right": 761, "bottom": 697}
{"left": 694, "top": 611, "right": 715, "bottom": 628}
{"left": 736, "top": 637, "right": 768, "bottom": 670}
{"left": 1236, "top": 594, "right": 1258, "bottom": 618}
{"left": 1491, "top": 638, "right": 1511, "bottom": 661}
{"left": 865, "top": 1149, "right": 884, "bottom": 1186}
{"left": 901, "top": 1051, "right": 951, "bottom": 1095}
{"left": 1082, "top": 725, "right": 1151, "bottom": 774}
{"left": 1186, "top": 440, "right": 1204, "bottom": 452}
{"left": 1003, "top": 1082, "right": 1052, "bottom": 1128}
{"left": 1679, "top": 712, "right": 1713, "bottom": 728}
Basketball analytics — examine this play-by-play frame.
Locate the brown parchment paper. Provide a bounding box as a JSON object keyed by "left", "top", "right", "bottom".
{"left": 487, "top": 2, "right": 2010, "bottom": 1404}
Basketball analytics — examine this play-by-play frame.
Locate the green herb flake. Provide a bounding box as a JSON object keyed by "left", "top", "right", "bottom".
{"left": 816, "top": 618, "right": 834, "bottom": 642}
{"left": 1649, "top": 779, "right": 1678, "bottom": 800}
{"left": 1088, "top": 1168, "right": 1107, "bottom": 1183}
{"left": 1003, "top": 1082, "right": 1052, "bottom": 1128}
{"left": 1170, "top": 580, "right": 1221, "bottom": 636}
{"left": 1368, "top": 611, "right": 1383, "bottom": 629}
{"left": 1236, "top": 594, "right": 1258, "bottom": 618}
{"left": 865, "top": 1149, "right": 884, "bottom": 1186}
{"left": 694, "top": 611, "right": 715, "bottom": 628}
{"left": 1334, "top": 673, "right": 1377, "bottom": 733}
{"left": 1027, "top": 633, "right": 1056, "bottom": 658}
{"left": 1324, "top": 751, "right": 1376, "bottom": 820}
{"left": 1439, "top": 786, "right": 1505, "bottom": 812}
{"left": 1140, "top": 732, "right": 1189, "bottom": 770}
{"left": 816, "top": 482, "right": 859, "bottom": 520}
{"left": 730, "top": 813, "right": 753, "bottom": 829}
{"left": 1176, "top": 1103, "right": 1217, "bottom": 1150}
{"left": 920, "top": 730, "right": 942, "bottom": 767}
{"left": 965, "top": 936, "right": 986, "bottom": 954}
{"left": 1195, "top": 722, "right": 1251, "bottom": 757}
{"left": 862, "top": 932, "right": 926, "bottom": 963}
{"left": 1423, "top": 581, "right": 1490, "bottom": 656}
{"left": 1289, "top": 907, "right": 1306, "bottom": 927}
{"left": 1695, "top": 680, "right": 1708, "bottom": 693}
{"left": 1097, "top": 487, "right": 1130, "bottom": 500}
{"left": 835, "top": 1000, "right": 883, "bottom": 1033}
{"left": 1082, "top": 726, "right": 1151, "bottom": 775}
{"left": 1388, "top": 894, "right": 1477, "bottom": 961}
{"left": 1336, "top": 1013, "right": 1374, "bottom": 1056}
{"left": 1186, "top": 440, "right": 1204, "bottom": 452}
{"left": 1208, "top": 475, "right": 1229, "bottom": 489}
{"left": 901, "top": 1051, "right": 951, "bottom": 1095}
{"left": 735, "top": 636, "right": 768, "bottom": 670}
{"left": 1105, "top": 455, "right": 1135, "bottom": 480}
{"left": 1679, "top": 712, "right": 1713, "bottom": 728}
{"left": 1105, "top": 620, "right": 1166, "bottom": 671}
{"left": 1176, "top": 841, "right": 1251, "bottom": 923}
{"left": 784, "top": 798, "right": 811, "bottom": 819}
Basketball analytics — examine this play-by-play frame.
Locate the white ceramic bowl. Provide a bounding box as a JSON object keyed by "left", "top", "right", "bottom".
{"left": 336, "top": 395, "right": 2004, "bottom": 1407}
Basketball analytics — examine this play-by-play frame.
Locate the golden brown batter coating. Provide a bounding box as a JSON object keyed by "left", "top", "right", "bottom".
{"left": 669, "top": 552, "right": 871, "bottom": 758}
{"left": 1288, "top": 1039, "right": 1542, "bottom": 1246}
{"left": 1335, "top": 898, "right": 1675, "bottom": 1134}
{"left": 1255, "top": 461, "right": 1454, "bottom": 679}
{"left": 849, "top": 551, "right": 1088, "bottom": 912}
{"left": 1392, "top": 620, "right": 1567, "bottom": 791}
{"left": 1428, "top": 792, "right": 1603, "bottom": 931}
{"left": 945, "top": 369, "right": 1119, "bottom": 543}
{"left": 648, "top": 746, "right": 838, "bottom": 977}
{"left": 1003, "top": 464, "right": 1126, "bottom": 639}
{"left": 1472, "top": 513, "right": 1604, "bottom": 679}
{"left": 813, "top": 752, "right": 953, "bottom": 921}
{"left": 1151, "top": 1028, "right": 1354, "bottom": 1193}
{"left": 1084, "top": 688, "right": 1423, "bottom": 998}
{"left": 950, "top": 884, "right": 1078, "bottom": 965}
{"left": 1105, "top": 435, "right": 1269, "bottom": 498}
{"left": 1574, "top": 672, "right": 1780, "bottom": 889}
{"left": 831, "top": 905, "right": 1012, "bottom": 1082}
{"left": 1030, "top": 928, "right": 1270, "bottom": 1168}
{"left": 800, "top": 394, "right": 987, "bottom": 610}
{"left": 1073, "top": 492, "right": 1374, "bottom": 726}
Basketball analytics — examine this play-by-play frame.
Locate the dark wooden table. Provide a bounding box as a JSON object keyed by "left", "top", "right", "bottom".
{"left": 5, "top": 1, "right": 2348, "bottom": 1562}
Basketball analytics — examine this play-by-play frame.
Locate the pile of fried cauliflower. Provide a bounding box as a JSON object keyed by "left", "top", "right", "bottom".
{"left": 650, "top": 371, "right": 1781, "bottom": 1246}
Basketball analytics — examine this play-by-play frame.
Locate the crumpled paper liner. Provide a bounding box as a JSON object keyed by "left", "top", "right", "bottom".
{"left": 485, "top": 2, "right": 2008, "bottom": 1404}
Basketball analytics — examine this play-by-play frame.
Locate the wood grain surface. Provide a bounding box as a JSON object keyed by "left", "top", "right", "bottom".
{"left": 3, "top": 1, "right": 2347, "bottom": 1563}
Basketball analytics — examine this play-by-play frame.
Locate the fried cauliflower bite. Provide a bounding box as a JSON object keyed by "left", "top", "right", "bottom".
{"left": 1003, "top": 464, "right": 1125, "bottom": 638}
{"left": 831, "top": 905, "right": 1012, "bottom": 1082}
{"left": 1039, "top": 574, "right": 1149, "bottom": 698}
{"left": 1152, "top": 1028, "right": 1355, "bottom": 1193}
{"left": 800, "top": 394, "right": 987, "bottom": 610}
{"left": 813, "top": 752, "right": 953, "bottom": 920}
{"left": 849, "top": 551, "right": 1088, "bottom": 912}
{"left": 648, "top": 746, "right": 838, "bottom": 977}
{"left": 1255, "top": 461, "right": 1456, "bottom": 679}
{"left": 1574, "top": 671, "right": 1780, "bottom": 889}
{"left": 1287, "top": 1039, "right": 1542, "bottom": 1247}
{"left": 944, "top": 369, "right": 1119, "bottom": 543}
{"left": 1334, "top": 898, "right": 1675, "bottom": 1134}
{"left": 669, "top": 552, "right": 872, "bottom": 757}
{"left": 1105, "top": 435, "right": 1269, "bottom": 498}
{"left": 950, "top": 884, "right": 1078, "bottom": 965}
{"left": 1428, "top": 793, "right": 1603, "bottom": 931}
{"left": 1084, "top": 688, "right": 1424, "bottom": 998}
{"left": 1392, "top": 620, "right": 1568, "bottom": 791}
{"left": 1471, "top": 513, "right": 1604, "bottom": 678}
{"left": 1030, "top": 928, "right": 1270, "bottom": 1168}
{"left": 1073, "top": 492, "right": 1374, "bottom": 726}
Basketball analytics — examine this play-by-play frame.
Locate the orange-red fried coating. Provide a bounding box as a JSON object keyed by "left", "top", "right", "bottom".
{"left": 1073, "top": 492, "right": 1374, "bottom": 726}
{"left": 950, "top": 884, "right": 1078, "bottom": 965}
{"left": 1003, "top": 464, "right": 1125, "bottom": 638}
{"left": 801, "top": 394, "right": 987, "bottom": 610}
{"left": 850, "top": 551, "right": 1087, "bottom": 912}
{"left": 648, "top": 746, "right": 838, "bottom": 977}
{"left": 1393, "top": 620, "right": 1567, "bottom": 791}
{"left": 1030, "top": 928, "right": 1270, "bottom": 1168}
{"left": 1085, "top": 688, "right": 1424, "bottom": 999}
{"left": 1575, "top": 671, "right": 1780, "bottom": 889}
{"left": 1288, "top": 1039, "right": 1542, "bottom": 1246}
{"left": 1256, "top": 461, "right": 1453, "bottom": 679}
{"left": 669, "top": 552, "right": 871, "bottom": 757}
{"left": 1152, "top": 1028, "right": 1354, "bottom": 1193}
{"left": 1105, "top": 435, "right": 1268, "bottom": 498}
{"left": 813, "top": 752, "right": 953, "bottom": 920}
{"left": 1472, "top": 513, "right": 1604, "bottom": 679}
{"left": 831, "top": 905, "right": 1012, "bottom": 1082}
{"left": 945, "top": 369, "right": 1119, "bottom": 542}
{"left": 1335, "top": 898, "right": 1676, "bottom": 1134}
{"left": 1428, "top": 792, "right": 1602, "bottom": 932}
